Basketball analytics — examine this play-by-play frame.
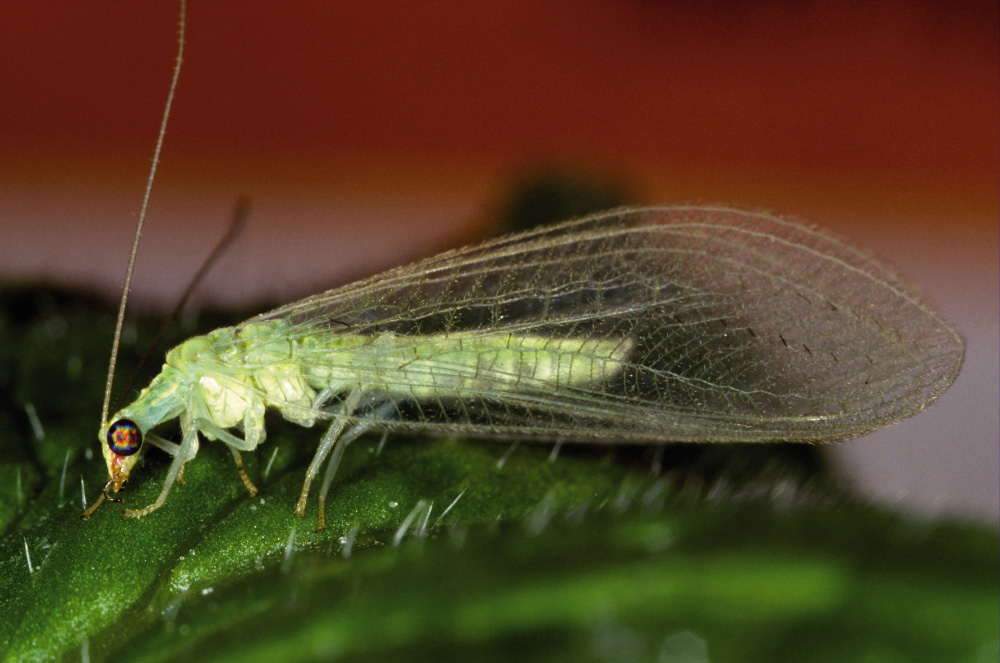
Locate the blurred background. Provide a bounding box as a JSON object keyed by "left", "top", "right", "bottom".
{"left": 1, "top": 1, "right": 996, "bottom": 521}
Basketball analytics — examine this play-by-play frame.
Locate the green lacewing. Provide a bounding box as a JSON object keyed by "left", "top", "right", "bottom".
{"left": 83, "top": 4, "right": 963, "bottom": 530}
{"left": 88, "top": 205, "right": 963, "bottom": 529}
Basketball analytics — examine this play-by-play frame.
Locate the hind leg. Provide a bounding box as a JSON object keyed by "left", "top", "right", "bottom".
{"left": 315, "top": 400, "right": 396, "bottom": 532}
{"left": 294, "top": 389, "right": 362, "bottom": 518}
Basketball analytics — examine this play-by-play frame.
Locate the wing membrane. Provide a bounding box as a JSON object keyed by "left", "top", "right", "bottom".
{"left": 221, "top": 206, "right": 962, "bottom": 443}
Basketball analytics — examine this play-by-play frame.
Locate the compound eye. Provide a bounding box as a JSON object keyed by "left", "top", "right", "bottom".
{"left": 106, "top": 419, "right": 142, "bottom": 456}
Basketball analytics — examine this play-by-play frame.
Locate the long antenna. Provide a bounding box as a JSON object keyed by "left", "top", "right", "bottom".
{"left": 100, "top": 0, "right": 187, "bottom": 433}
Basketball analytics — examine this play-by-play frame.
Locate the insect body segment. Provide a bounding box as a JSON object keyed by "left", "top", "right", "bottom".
{"left": 99, "top": 315, "right": 635, "bottom": 523}
{"left": 91, "top": 207, "right": 964, "bottom": 527}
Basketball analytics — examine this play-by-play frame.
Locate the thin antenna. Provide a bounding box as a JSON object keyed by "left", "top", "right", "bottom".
{"left": 100, "top": 0, "right": 186, "bottom": 434}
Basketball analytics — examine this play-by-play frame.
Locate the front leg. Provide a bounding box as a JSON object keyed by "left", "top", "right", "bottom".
{"left": 123, "top": 416, "right": 199, "bottom": 518}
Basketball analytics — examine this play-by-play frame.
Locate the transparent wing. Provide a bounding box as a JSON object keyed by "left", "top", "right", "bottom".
{"left": 226, "top": 206, "right": 962, "bottom": 443}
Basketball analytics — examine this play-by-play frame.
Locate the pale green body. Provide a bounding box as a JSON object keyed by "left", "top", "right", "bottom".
{"left": 115, "top": 319, "right": 632, "bottom": 455}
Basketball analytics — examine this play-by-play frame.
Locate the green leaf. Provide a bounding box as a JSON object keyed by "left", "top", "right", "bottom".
{"left": 0, "top": 287, "right": 996, "bottom": 663}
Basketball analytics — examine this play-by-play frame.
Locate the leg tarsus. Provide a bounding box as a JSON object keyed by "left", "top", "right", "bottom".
{"left": 315, "top": 493, "right": 327, "bottom": 532}
{"left": 294, "top": 480, "right": 314, "bottom": 518}
{"left": 123, "top": 499, "right": 167, "bottom": 519}
{"left": 230, "top": 447, "right": 259, "bottom": 497}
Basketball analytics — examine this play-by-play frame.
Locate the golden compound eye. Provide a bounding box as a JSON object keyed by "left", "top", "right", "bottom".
{"left": 106, "top": 419, "right": 142, "bottom": 456}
